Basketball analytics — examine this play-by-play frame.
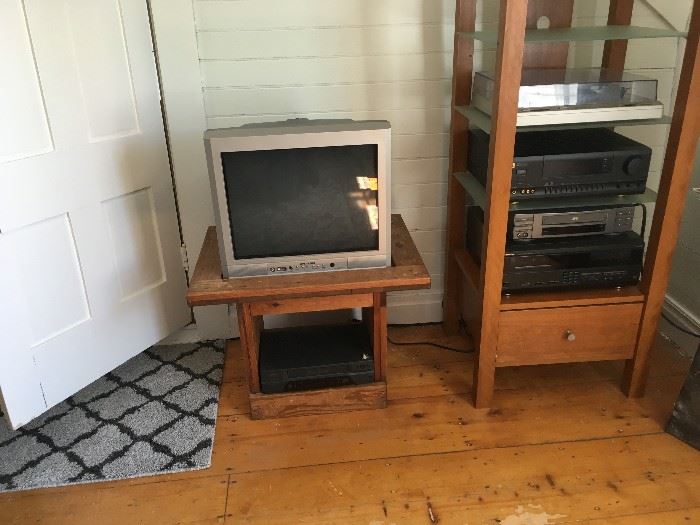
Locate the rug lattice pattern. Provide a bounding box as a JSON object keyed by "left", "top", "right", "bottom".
{"left": 0, "top": 340, "right": 224, "bottom": 493}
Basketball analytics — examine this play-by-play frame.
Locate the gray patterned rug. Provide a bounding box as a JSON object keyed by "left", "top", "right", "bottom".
{"left": 0, "top": 340, "right": 224, "bottom": 493}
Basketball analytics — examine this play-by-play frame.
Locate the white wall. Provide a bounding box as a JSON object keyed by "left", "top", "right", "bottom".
{"left": 154, "top": 0, "right": 695, "bottom": 330}
{"left": 192, "top": 0, "right": 457, "bottom": 323}
{"left": 150, "top": 0, "right": 233, "bottom": 341}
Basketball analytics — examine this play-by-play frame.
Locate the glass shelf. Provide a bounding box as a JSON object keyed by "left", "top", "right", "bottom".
{"left": 456, "top": 105, "right": 673, "bottom": 134}
{"left": 456, "top": 171, "right": 487, "bottom": 208}
{"left": 454, "top": 171, "right": 658, "bottom": 211}
{"left": 459, "top": 25, "right": 686, "bottom": 44}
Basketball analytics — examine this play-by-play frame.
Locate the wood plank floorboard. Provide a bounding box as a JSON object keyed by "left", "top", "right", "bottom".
{"left": 0, "top": 325, "right": 696, "bottom": 525}
{"left": 225, "top": 434, "right": 700, "bottom": 524}
{"left": 210, "top": 375, "right": 681, "bottom": 475}
{"left": 585, "top": 507, "right": 700, "bottom": 523}
{"left": 0, "top": 475, "right": 229, "bottom": 525}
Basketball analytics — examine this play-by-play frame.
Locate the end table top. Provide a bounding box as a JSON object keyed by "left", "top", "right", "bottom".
{"left": 186, "top": 214, "right": 432, "bottom": 306}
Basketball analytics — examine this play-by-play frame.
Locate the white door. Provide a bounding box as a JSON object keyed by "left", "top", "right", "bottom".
{"left": 0, "top": 0, "right": 190, "bottom": 429}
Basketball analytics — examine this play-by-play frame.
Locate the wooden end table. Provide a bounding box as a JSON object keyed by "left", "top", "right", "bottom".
{"left": 186, "top": 214, "right": 431, "bottom": 419}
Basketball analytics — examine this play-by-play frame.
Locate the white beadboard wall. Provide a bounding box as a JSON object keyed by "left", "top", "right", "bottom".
{"left": 191, "top": 0, "right": 688, "bottom": 324}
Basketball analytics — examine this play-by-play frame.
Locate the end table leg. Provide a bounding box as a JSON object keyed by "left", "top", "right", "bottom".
{"left": 472, "top": 338, "right": 496, "bottom": 408}
{"left": 372, "top": 292, "right": 388, "bottom": 382}
{"left": 237, "top": 303, "right": 261, "bottom": 393}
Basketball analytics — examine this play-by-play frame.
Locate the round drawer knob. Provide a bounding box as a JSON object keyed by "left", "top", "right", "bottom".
{"left": 565, "top": 330, "right": 576, "bottom": 342}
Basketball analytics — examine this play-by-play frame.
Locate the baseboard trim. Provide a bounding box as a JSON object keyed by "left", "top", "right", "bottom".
{"left": 663, "top": 294, "right": 700, "bottom": 332}
{"left": 387, "top": 294, "right": 443, "bottom": 324}
{"left": 661, "top": 295, "right": 700, "bottom": 356}
{"left": 160, "top": 306, "right": 237, "bottom": 345}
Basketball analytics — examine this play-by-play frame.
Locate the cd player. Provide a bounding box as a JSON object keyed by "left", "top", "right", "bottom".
{"left": 468, "top": 128, "right": 651, "bottom": 200}
{"left": 501, "top": 232, "right": 644, "bottom": 292}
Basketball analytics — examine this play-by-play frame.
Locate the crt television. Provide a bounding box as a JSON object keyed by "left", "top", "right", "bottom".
{"left": 204, "top": 119, "right": 392, "bottom": 278}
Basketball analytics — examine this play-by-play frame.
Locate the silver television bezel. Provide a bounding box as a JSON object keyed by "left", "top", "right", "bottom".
{"left": 204, "top": 121, "right": 392, "bottom": 278}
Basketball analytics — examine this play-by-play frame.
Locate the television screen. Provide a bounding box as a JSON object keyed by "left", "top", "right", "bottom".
{"left": 221, "top": 144, "right": 379, "bottom": 259}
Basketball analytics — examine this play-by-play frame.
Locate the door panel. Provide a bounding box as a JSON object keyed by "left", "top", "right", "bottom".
{"left": 0, "top": 0, "right": 53, "bottom": 163}
{"left": 6, "top": 214, "right": 91, "bottom": 348}
{"left": 67, "top": 0, "right": 140, "bottom": 141}
{"left": 0, "top": 0, "right": 190, "bottom": 428}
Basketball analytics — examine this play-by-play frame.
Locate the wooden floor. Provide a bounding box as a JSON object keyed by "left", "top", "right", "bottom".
{"left": 1, "top": 325, "right": 698, "bottom": 524}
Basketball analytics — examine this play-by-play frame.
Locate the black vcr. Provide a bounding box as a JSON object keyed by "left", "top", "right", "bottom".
{"left": 466, "top": 207, "right": 644, "bottom": 292}
{"left": 259, "top": 323, "right": 374, "bottom": 394}
{"left": 468, "top": 128, "right": 651, "bottom": 200}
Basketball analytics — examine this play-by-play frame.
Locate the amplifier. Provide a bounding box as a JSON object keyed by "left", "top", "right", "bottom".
{"left": 468, "top": 128, "right": 651, "bottom": 200}
{"left": 466, "top": 207, "right": 644, "bottom": 292}
{"left": 510, "top": 204, "right": 635, "bottom": 241}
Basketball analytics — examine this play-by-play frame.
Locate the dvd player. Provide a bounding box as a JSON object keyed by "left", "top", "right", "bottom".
{"left": 466, "top": 207, "right": 644, "bottom": 292}
{"left": 468, "top": 128, "right": 651, "bottom": 200}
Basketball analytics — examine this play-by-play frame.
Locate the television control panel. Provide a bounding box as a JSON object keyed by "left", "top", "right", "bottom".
{"left": 266, "top": 258, "right": 349, "bottom": 275}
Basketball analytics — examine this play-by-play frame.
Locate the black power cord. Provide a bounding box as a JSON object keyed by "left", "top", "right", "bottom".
{"left": 387, "top": 336, "right": 473, "bottom": 354}
{"left": 387, "top": 320, "right": 474, "bottom": 354}
{"left": 661, "top": 312, "right": 700, "bottom": 338}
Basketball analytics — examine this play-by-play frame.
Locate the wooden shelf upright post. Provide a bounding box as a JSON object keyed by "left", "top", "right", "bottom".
{"left": 443, "top": 0, "right": 476, "bottom": 335}
{"left": 471, "top": 0, "right": 528, "bottom": 408}
{"left": 625, "top": 1, "right": 700, "bottom": 396}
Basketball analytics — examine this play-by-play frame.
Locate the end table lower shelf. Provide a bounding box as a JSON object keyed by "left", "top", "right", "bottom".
{"left": 249, "top": 382, "right": 387, "bottom": 420}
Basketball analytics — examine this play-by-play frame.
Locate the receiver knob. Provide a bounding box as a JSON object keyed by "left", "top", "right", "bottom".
{"left": 564, "top": 330, "right": 576, "bottom": 342}
{"left": 623, "top": 155, "right": 643, "bottom": 176}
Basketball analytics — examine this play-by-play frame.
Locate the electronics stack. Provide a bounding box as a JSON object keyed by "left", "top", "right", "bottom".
{"left": 465, "top": 68, "right": 658, "bottom": 293}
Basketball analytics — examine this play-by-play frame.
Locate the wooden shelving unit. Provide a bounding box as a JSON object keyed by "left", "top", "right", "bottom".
{"left": 443, "top": 0, "right": 700, "bottom": 407}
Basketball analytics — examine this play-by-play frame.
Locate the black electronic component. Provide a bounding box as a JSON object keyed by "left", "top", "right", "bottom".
{"left": 508, "top": 204, "right": 635, "bottom": 241}
{"left": 466, "top": 207, "right": 644, "bottom": 292}
{"left": 468, "top": 128, "right": 652, "bottom": 200}
{"left": 259, "top": 323, "right": 374, "bottom": 394}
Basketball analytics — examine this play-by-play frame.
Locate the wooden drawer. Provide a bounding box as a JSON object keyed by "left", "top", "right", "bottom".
{"left": 496, "top": 302, "right": 643, "bottom": 366}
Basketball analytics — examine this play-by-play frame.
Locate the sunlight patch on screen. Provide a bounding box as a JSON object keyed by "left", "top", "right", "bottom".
{"left": 367, "top": 204, "right": 379, "bottom": 230}
{"left": 356, "top": 176, "right": 378, "bottom": 191}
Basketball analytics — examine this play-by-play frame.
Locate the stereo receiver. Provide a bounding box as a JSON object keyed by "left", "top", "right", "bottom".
{"left": 468, "top": 128, "right": 651, "bottom": 200}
